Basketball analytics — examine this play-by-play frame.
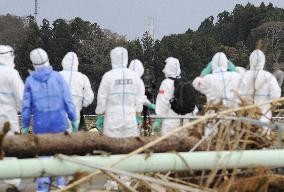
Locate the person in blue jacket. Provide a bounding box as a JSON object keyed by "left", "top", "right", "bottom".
{"left": 21, "top": 48, "right": 78, "bottom": 192}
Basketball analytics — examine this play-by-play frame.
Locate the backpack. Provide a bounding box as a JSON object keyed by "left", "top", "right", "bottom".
{"left": 169, "top": 78, "right": 198, "bottom": 115}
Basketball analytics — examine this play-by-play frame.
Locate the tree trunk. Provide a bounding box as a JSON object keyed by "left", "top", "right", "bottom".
{"left": 2, "top": 132, "right": 205, "bottom": 158}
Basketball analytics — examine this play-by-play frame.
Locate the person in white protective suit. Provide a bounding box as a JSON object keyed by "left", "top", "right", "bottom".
{"left": 60, "top": 52, "right": 94, "bottom": 130}
{"left": 0, "top": 45, "right": 24, "bottom": 192}
{"left": 128, "top": 59, "right": 155, "bottom": 110}
{"left": 239, "top": 50, "right": 281, "bottom": 134}
{"left": 154, "top": 57, "right": 198, "bottom": 135}
{"left": 193, "top": 52, "right": 242, "bottom": 107}
{"left": 95, "top": 47, "right": 145, "bottom": 138}
{"left": 0, "top": 45, "right": 24, "bottom": 135}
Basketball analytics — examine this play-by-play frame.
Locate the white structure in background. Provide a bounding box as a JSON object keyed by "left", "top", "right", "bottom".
{"left": 34, "top": 0, "right": 39, "bottom": 22}
{"left": 147, "top": 18, "right": 155, "bottom": 40}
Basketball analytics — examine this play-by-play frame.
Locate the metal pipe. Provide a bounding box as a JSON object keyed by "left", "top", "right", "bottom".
{"left": 58, "top": 154, "right": 208, "bottom": 192}
{"left": 0, "top": 150, "right": 284, "bottom": 179}
{"left": 17, "top": 114, "right": 284, "bottom": 120}
{"left": 219, "top": 116, "right": 284, "bottom": 129}
{"left": 219, "top": 116, "right": 284, "bottom": 148}
{"left": 272, "top": 117, "right": 284, "bottom": 120}
{"left": 150, "top": 115, "right": 203, "bottom": 119}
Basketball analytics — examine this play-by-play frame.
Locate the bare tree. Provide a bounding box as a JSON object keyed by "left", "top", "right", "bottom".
{"left": 0, "top": 14, "right": 26, "bottom": 48}
{"left": 251, "top": 22, "right": 284, "bottom": 69}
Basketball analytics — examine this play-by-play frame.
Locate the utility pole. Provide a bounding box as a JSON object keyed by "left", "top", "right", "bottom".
{"left": 34, "top": 0, "right": 39, "bottom": 22}
{"left": 147, "top": 17, "right": 155, "bottom": 41}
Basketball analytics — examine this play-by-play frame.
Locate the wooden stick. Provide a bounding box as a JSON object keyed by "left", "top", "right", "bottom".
{"left": 155, "top": 173, "right": 215, "bottom": 192}
{"left": 140, "top": 180, "right": 164, "bottom": 192}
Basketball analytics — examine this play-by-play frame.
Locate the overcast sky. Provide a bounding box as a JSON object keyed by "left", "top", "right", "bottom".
{"left": 1, "top": 0, "right": 284, "bottom": 39}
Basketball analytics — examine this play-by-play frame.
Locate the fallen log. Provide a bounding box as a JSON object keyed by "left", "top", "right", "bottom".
{"left": 2, "top": 132, "right": 205, "bottom": 158}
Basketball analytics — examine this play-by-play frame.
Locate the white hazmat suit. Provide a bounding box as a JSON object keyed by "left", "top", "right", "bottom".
{"left": 155, "top": 57, "right": 183, "bottom": 135}
{"left": 193, "top": 52, "right": 241, "bottom": 107}
{"left": 60, "top": 52, "right": 94, "bottom": 125}
{"left": 0, "top": 45, "right": 24, "bottom": 135}
{"left": 239, "top": 50, "right": 281, "bottom": 125}
{"left": 128, "top": 59, "right": 152, "bottom": 106}
{"left": 129, "top": 59, "right": 144, "bottom": 78}
{"left": 0, "top": 45, "right": 23, "bottom": 190}
{"left": 95, "top": 47, "right": 145, "bottom": 138}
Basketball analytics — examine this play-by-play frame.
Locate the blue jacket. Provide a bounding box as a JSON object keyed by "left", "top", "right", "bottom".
{"left": 22, "top": 67, "right": 77, "bottom": 134}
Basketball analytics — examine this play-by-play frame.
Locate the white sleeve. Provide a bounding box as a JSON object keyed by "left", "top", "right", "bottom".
{"left": 143, "top": 97, "right": 151, "bottom": 106}
{"left": 10, "top": 70, "right": 24, "bottom": 112}
{"left": 135, "top": 78, "right": 145, "bottom": 112}
{"left": 82, "top": 75, "right": 94, "bottom": 107}
{"left": 192, "top": 76, "right": 211, "bottom": 95}
{"left": 192, "top": 105, "right": 199, "bottom": 115}
{"left": 268, "top": 75, "right": 281, "bottom": 100}
{"left": 95, "top": 74, "right": 108, "bottom": 115}
{"left": 155, "top": 80, "right": 172, "bottom": 116}
{"left": 278, "top": 72, "right": 284, "bottom": 87}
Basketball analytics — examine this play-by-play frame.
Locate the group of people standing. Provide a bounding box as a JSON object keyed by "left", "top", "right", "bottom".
{"left": 0, "top": 44, "right": 281, "bottom": 191}
{"left": 0, "top": 46, "right": 94, "bottom": 192}
{"left": 96, "top": 48, "right": 282, "bottom": 139}
{"left": 193, "top": 50, "right": 281, "bottom": 134}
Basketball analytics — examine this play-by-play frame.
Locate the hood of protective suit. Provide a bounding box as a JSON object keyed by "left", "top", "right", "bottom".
{"left": 129, "top": 59, "right": 144, "bottom": 77}
{"left": 162, "top": 57, "right": 181, "bottom": 78}
{"left": 249, "top": 49, "right": 265, "bottom": 70}
{"left": 110, "top": 47, "right": 128, "bottom": 69}
{"left": 31, "top": 66, "right": 52, "bottom": 82}
{"left": 62, "top": 52, "right": 79, "bottom": 71}
{"left": 30, "top": 48, "right": 50, "bottom": 69}
{"left": 0, "top": 45, "right": 15, "bottom": 68}
{"left": 211, "top": 52, "right": 228, "bottom": 73}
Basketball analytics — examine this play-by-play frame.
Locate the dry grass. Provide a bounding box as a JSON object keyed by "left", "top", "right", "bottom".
{"left": 52, "top": 97, "right": 284, "bottom": 192}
